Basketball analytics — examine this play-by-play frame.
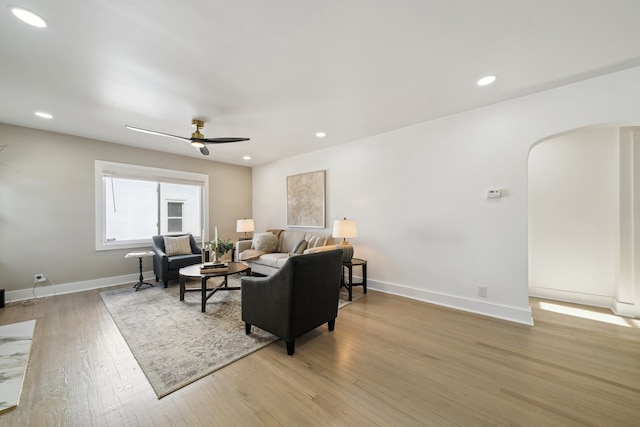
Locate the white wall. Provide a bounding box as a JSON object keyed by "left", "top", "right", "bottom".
{"left": 529, "top": 127, "right": 618, "bottom": 300}
{"left": 252, "top": 66, "right": 640, "bottom": 324}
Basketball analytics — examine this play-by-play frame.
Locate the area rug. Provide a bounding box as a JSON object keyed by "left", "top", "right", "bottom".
{"left": 0, "top": 319, "right": 36, "bottom": 413}
{"left": 100, "top": 276, "right": 358, "bottom": 398}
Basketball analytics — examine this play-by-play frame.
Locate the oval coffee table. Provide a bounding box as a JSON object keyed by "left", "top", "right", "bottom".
{"left": 179, "top": 262, "right": 250, "bottom": 312}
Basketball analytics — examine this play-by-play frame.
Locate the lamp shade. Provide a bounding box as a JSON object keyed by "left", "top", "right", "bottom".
{"left": 236, "top": 219, "right": 255, "bottom": 233}
{"left": 332, "top": 218, "right": 357, "bottom": 239}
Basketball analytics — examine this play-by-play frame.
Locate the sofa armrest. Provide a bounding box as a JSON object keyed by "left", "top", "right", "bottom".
{"left": 303, "top": 244, "right": 339, "bottom": 255}
{"left": 236, "top": 239, "right": 253, "bottom": 254}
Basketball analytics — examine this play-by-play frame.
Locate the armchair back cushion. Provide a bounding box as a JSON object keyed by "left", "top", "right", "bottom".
{"left": 241, "top": 249, "right": 343, "bottom": 355}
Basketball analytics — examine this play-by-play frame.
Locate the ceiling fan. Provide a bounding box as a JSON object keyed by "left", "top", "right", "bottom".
{"left": 125, "top": 119, "right": 250, "bottom": 156}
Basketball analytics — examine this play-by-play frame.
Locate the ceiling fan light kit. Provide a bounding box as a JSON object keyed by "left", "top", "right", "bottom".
{"left": 190, "top": 120, "right": 206, "bottom": 148}
{"left": 125, "top": 119, "right": 250, "bottom": 156}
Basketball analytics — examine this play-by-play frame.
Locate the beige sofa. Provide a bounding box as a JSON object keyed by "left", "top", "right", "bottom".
{"left": 235, "top": 229, "right": 338, "bottom": 276}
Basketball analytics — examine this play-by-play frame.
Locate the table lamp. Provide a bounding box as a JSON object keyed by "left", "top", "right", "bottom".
{"left": 332, "top": 217, "right": 357, "bottom": 262}
{"left": 236, "top": 218, "right": 255, "bottom": 240}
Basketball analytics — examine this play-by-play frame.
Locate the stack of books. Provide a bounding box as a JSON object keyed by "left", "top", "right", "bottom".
{"left": 200, "top": 262, "right": 228, "bottom": 274}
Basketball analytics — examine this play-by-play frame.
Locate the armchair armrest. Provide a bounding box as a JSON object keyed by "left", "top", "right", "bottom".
{"left": 151, "top": 245, "right": 167, "bottom": 258}
{"left": 188, "top": 234, "right": 202, "bottom": 254}
{"left": 150, "top": 239, "right": 168, "bottom": 266}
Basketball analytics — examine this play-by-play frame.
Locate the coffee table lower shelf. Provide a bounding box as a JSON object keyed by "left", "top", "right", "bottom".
{"left": 179, "top": 262, "right": 250, "bottom": 312}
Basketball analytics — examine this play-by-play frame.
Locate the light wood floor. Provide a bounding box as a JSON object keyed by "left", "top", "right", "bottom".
{"left": 0, "top": 285, "right": 638, "bottom": 427}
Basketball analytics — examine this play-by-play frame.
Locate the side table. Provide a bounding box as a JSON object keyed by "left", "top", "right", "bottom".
{"left": 125, "top": 251, "right": 155, "bottom": 291}
{"left": 342, "top": 258, "right": 367, "bottom": 301}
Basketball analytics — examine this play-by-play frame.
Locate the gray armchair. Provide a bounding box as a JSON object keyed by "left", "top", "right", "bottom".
{"left": 151, "top": 234, "right": 202, "bottom": 287}
{"left": 241, "top": 249, "right": 343, "bottom": 355}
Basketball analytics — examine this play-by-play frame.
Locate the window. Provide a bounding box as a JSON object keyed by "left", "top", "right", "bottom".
{"left": 95, "top": 161, "right": 209, "bottom": 250}
{"left": 167, "top": 201, "right": 184, "bottom": 232}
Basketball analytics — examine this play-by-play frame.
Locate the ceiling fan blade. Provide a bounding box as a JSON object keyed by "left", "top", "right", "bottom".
{"left": 199, "top": 145, "right": 210, "bottom": 156}
{"left": 200, "top": 137, "right": 250, "bottom": 144}
{"left": 125, "top": 125, "right": 190, "bottom": 142}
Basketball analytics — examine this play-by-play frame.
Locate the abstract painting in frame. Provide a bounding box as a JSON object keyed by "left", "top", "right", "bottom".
{"left": 286, "top": 170, "right": 325, "bottom": 228}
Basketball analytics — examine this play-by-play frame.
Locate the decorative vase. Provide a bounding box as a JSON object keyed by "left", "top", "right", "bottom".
{"left": 219, "top": 249, "right": 231, "bottom": 262}
{"left": 212, "top": 245, "right": 220, "bottom": 264}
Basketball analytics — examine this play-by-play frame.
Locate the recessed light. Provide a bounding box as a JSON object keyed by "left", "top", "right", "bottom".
{"left": 315, "top": 132, "right": 326, "bottom": 138}
{"left": 35, "top": 111, "right": 53, "bottom": 119}
{"left": 477, "top": 75, "right": 496, "bottom": 86}
{"left": 243, "top": 155, "right": 251, "bottom": 161}
{"left": 9, "top": 6, "right": 47, "bottom": 28}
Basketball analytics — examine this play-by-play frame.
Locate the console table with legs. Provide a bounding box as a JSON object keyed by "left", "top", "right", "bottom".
{"left": 342, "top": 258, "right": 367, "bottom": 301}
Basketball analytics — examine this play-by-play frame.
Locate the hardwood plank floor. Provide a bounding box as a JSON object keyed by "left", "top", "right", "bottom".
{"left": 0, "top": 286, "right": 638, "bottom": 426}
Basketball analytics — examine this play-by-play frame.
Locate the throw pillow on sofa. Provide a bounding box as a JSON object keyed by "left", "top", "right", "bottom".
{"left": 251, "top": 232, "right": 280, "bottom": 252}
{"left": 307, "top": 235, "right": 326, "bottom": 249}
{"left": 291, "top": 240, "right": 307, "bottom": 255}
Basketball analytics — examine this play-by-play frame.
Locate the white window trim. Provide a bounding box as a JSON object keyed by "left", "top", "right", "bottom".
{"left": 95, "top": 160, "right": 209, "bottom": 251}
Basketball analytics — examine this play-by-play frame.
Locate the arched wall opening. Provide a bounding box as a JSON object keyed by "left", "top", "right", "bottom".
{"left": 528, "top": 124, "right": 640, "bottom": 318}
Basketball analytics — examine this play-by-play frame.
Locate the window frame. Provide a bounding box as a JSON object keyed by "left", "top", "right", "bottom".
{"left": 95, "top": 160, "right": 209, "bottom": 251}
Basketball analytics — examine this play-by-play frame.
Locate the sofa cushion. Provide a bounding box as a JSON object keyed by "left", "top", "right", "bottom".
{"left": 167, "top": 253, "right": 202, "bottom": 269}
{"left": 164, "top": 235, "right": 192, "bottom": 256}
{"left": 254, "top": 252, "right": 290, "bottom": 268}
{"left": 276, "top": 256, "right": 290, "bottom": 268}
{"left": 280, "top": 231, "right": 306, "bottom": 253}
{"left": 252, "top": 233, "right": 280, "bottom": 252}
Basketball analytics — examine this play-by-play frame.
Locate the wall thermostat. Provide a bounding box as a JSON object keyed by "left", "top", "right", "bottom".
{"left": 487, "top": 189, "right": 501, "bottom": 199}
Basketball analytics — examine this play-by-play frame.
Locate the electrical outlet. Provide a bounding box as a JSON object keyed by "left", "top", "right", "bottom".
{"left": 478, "top": 286, "right": 488, "bottom": 298}
{"left": 34, "top": 273, "right": 46, "bottom": 283}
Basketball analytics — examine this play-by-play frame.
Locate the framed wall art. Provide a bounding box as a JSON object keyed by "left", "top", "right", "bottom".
{"left": 286, "top": 170, "right": 325, "bottom": 228}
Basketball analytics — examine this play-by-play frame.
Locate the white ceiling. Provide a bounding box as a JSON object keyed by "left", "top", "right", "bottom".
{"left": 2, "top": 1, "right": 640, "bottom": 166}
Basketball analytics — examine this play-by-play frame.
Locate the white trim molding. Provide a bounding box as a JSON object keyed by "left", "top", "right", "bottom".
{"left": 369, "top": 279, "right": 534, "bottom": 326}
{"left": 5, "top": 271, "right": 155, "bottom": 304}
{"left": 529, "top": 286, "right": 638, "bottom": 318}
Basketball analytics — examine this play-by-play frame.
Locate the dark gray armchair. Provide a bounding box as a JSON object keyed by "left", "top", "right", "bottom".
{"left": 151, "top": 234, "right": 202, "bottom": 287}
{"left": 241, "top": 249, "right": 343, "bottom": 355}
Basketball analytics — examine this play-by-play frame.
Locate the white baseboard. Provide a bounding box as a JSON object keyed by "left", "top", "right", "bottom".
{"left": 368, "top": 280, "right": 534, "bottom": 326}
{"left": 529, "top": 286, "right": 638, "bottom": 318}
{"left": 7, "top": 272, "right": 536, "bottom": 325}
{"left": 528, "top": 286, "right": 612, "bottom": 308}
{"left": 5, "top": 271, "right": 156, "bottom": 303}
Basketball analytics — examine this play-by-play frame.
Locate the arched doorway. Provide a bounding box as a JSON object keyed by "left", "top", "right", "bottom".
{"left": 528, "top": 125, "right": 640, "bottom": 318}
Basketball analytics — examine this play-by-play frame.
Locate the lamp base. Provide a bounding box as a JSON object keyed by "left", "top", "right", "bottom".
{"left": 337, "top": 241, "right": 354, "bottom": 263}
